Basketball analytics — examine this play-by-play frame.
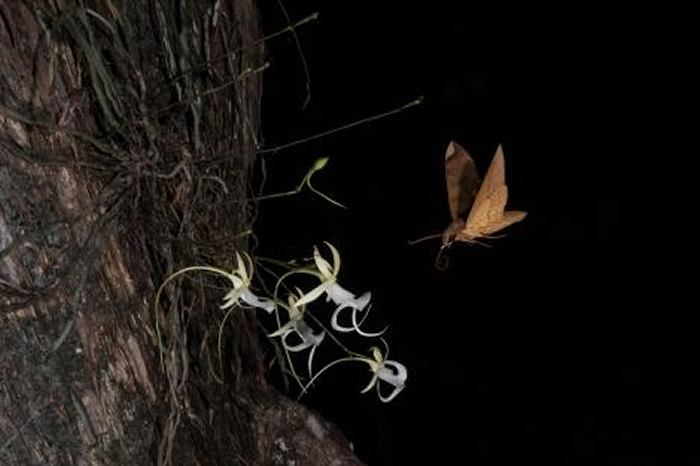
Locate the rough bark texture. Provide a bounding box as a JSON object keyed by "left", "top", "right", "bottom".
{"left": 0, "top": 1, "right": 364, "bottom": 465}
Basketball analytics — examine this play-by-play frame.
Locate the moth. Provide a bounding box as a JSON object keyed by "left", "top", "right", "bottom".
{"left": 437, "top": 142, "right": 527, "bottom": 268}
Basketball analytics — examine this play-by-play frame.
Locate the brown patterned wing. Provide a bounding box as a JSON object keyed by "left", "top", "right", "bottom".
{"left": 444, "top": 141, "right": 480, "bottom": 222}
{"left": 478, "top": 209, "right": 528, "bottom": 237}
{"left": 462, "top": 144, "right": 527, "bottom": 239}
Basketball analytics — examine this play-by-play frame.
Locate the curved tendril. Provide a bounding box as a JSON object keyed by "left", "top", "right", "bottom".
{"left": 273, "top": 267, "right": 322, "bottom": 303}
{"left": 217, "top": 304, "right": 241, "bottom": 381}
{"left": 351, "top": 305, "right": 387, "bottom": 337}
{"left": 268, "top": 300, "right": 306, "bottom": 390}
{"left": 155, "top": 265, "right": 233, "bottom": 371}
{"left": 296, "top": 356, "right": 363, "bottom": 401}
{"left": 305, "top": 312, "right": 364, "bottom": 359}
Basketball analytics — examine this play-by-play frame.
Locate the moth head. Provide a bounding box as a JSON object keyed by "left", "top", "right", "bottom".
{"left": 441, "top": 219, "right": 465, "bottom": 248}
{"left": 436, "top": 219, "right": 467, "bottom": 271}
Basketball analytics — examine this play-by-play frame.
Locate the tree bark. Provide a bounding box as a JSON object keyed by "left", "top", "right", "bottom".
{"left": 1, "top": 1, "right": 364, "bottom": 465}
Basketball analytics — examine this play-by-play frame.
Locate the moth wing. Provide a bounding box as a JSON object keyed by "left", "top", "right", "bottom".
{"left": 463, "top": 144, "right": 525, "bottom": 238}
{"left": 445, "top": 141, "right": 480, "bottom": 222}
{"left": 478, "top": 209, "right": 527, "bottom": 236}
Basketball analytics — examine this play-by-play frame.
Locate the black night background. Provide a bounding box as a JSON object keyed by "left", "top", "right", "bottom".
{"left": 253, "top": 2, "right": 656, "bottom": 465}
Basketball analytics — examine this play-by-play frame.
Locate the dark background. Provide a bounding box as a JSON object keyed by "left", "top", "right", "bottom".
{"left": 253, "top": 2, "right": 659, "bottom": 465}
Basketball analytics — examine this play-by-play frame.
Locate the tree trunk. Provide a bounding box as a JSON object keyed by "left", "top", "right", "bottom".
{"left": 1, "top": 2, "right": 363, "bottom": 465}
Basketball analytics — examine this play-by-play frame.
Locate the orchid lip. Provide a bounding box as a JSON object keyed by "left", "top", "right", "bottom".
{"left": 275, "top": 320, "right": 325, "bottom": 376}
{"left": 375, "top": 361, "right": 407, "bottom": 402}
{"left": 331, "top": 299, "right": 386, "bottom": 337}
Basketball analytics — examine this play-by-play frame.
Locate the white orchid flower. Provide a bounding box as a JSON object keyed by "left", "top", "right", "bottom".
{"left": 295, "top": 242, "right": 368, "bottom": 309}
{"left": 299, "top": 342, "right": 407, "bottom": 403}
{"left": 360, "top": 346, "right": 407, "bottom": 403}
{"left": 154, "top": 251, "right": 275, "bottom": 371}
{"left": 269, "top": 293, "right": 325, "bottom": 376}
{"left": 331, "top": 292, "right": 387, "bottom": 337}
{"left": 220, "top": 252, "right": 275, "bottom": 313}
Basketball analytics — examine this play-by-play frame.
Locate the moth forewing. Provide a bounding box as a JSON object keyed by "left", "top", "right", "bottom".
{"left": 444, "top": 141, "right": 480, "bottom": 222}
{"left": 471, "top": 210, "right": 528, "bottom": 238}
{"left": 461, "top": 183, "right": 509, "bottom": 238}
{"left": 467, "top": 146, "right": 507, "bottom": 217}
{"left": 459, "top": 144, "right": 527, "bottom": 241}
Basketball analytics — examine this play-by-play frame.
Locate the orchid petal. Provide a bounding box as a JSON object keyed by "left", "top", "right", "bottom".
{"left": 330, "top": 295, "right": 381, "bottom": 336}
{"left": 227, "top": 274, "right": 244, "bottom": 289}
{"left": 327, "top": 283, "right": 356, "bottom": 306}
{"left": 378, "top": 361, "right": 407, "bottom": 386}
{"left": 330, "top": 291, "right": 369, "bottom": 332}
{"left": 218, "top": 252, "right": 269, "bottom": 312}
{"left": 235, "top": 252, "right": 249, "bottom": 283}
{"left": 306, "top": 331, "right": 325, "bottom": 376}
{"left": 221, "top": 288, "right": 244, "bottom": 309}
{"left": 275, "top": 320, "right": 325, "bottom": 376}
{"left": 360, "top": 373, "right": 379, "bottom": 394}
{"left": 377, "top": 382, "right": 405, "bottom": 403}
{"left": 330, "top": 304, "right": 355, "bottom": 333}
{"left": 295, "top": 282, "right": 329, "bottom": 308}
{"left": 281, "top": 329, "right": 310, "bottom": 352}
{"left": 351, "top": 303, "right": 387, "bottom": 337}
{"left": 279, "top": 320, "right": 323, "bottom": 352}
{"left": 353, "top": 291, "right": 372, "bottom": 310}
{"left": 325, "top": 241, "right": 342, "bottom": 276}
{"left": 241, "top": 290, "right": 275, "bottom": 313}
{"left": 371, "top": 346, "right": 383, "bottom": 363}
{"left": 313, "top": 245, "right": 334, "bottom": 278}
{"left": 268, "top": 320, "right": 294, "bottom": 338}
{"left": 376, "top": 361, "right": 407, "bottom": 402}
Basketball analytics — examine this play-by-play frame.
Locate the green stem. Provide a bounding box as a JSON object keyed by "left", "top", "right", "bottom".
{"left": 296, "top": 356, "right": 367, "bottom": 401}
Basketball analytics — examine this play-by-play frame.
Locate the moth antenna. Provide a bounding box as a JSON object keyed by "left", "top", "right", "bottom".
{"left": 407, "top": 233, "right": 442, "bottom": 245}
